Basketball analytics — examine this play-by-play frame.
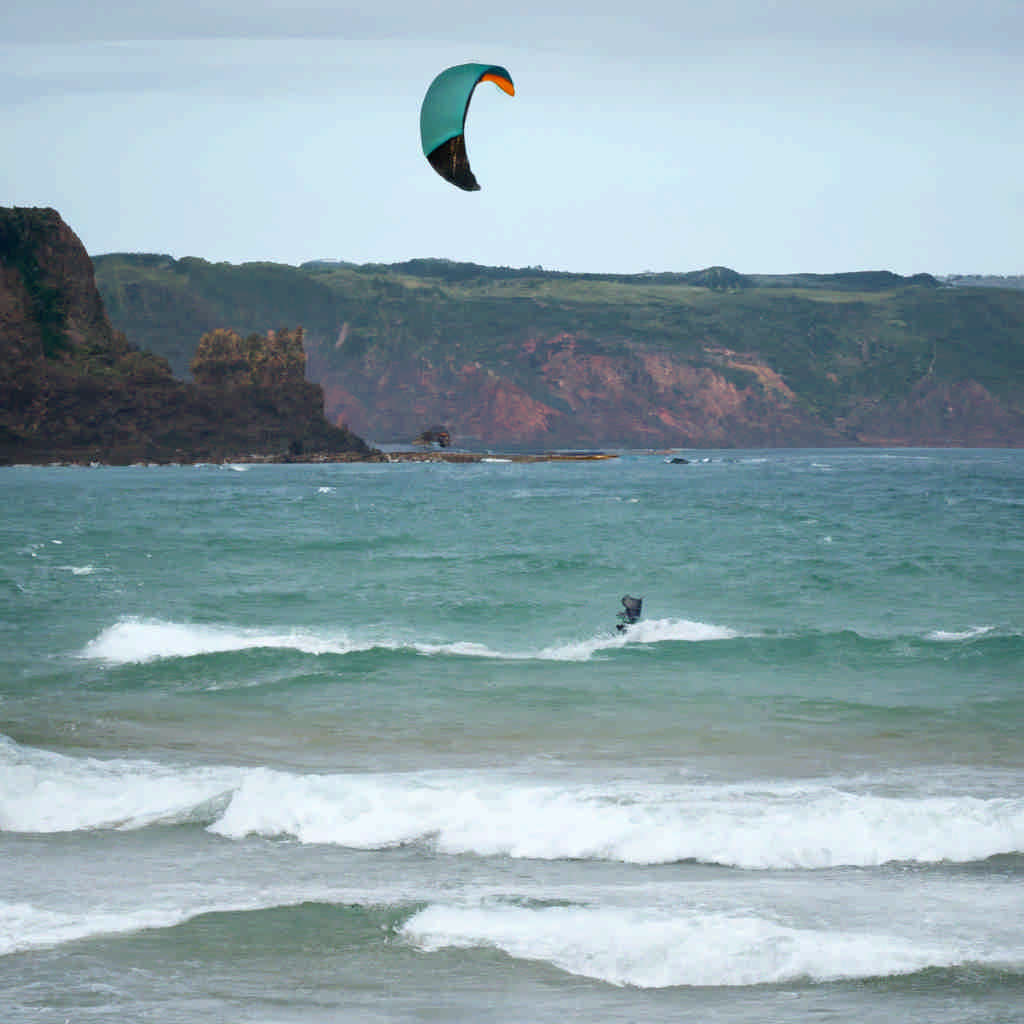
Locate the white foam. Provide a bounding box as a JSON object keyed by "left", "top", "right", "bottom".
{"left": 391, "top": 618, "right": 738, "bottom": 662}
{"left": 80, "top": 618, "right": 503, "bottom": 666}
{"left": 0, "top": 737, "right": 240, "bottom": 834}
{"left": 8, "top": 734, "right": 1019, "bottom": 870}
{"left": 0, "top": 900, "right": 192, "bottom": 956}
{"left": 208, "top": 769, "right": 1024, "bottom": 869}
{"left": 926, "top": 626, "right": 996, "bottom": 642}
{"left": 401, "top": 903, "right": 977, "bottom": 987}
{"left": 78, "top": 617, "right": 742, "bottom": 666}
{"left": 538, "top": 618, "right": 741, "bottom": 662}
{"left": 81, "top": 618, "right": 368, "bottom": 664}
{"left": 0, "top": 894, "right": 302, "bottom": 956}
{"left": 414, "top": 640, "right": 509, "bottom": 659}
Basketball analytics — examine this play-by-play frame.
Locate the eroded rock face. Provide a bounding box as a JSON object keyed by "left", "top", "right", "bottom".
{"left": 0, "top": 207, "right": 376, "bottom": 463}
{"left": 305, "top": 331, "right": 844, "bottom": 449}
{"left": 306, "top": 324, "right": 1024, "bottom": 450}
{"left": 0, "top": 207, "right": 115, "bottom": 361}
{"left": 844, "top": 379, "right": 1022, "bottom": 448}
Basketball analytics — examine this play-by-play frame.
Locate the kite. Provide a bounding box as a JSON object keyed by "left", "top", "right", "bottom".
{"left": 420, "top": 63, "right": 515, "bottom": 191}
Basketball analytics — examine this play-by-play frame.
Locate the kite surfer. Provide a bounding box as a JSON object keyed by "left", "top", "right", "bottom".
{"left": 616, "top": 595, "right": 642, "bottom": 632}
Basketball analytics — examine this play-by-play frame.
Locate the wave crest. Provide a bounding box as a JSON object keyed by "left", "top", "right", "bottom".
{"left": 6, "top": 737, "right": 1021, "bottom": 870}
{"left": 208, "top": 768, "right": 1024, "bottom": 870}
{"left": 80, "top": 618, "right": 368, "bottom": 664}
{"left": 78, "top": 616, "right": 743, "bottom": 666}
{"left": 401, "top": 902, "right": 996, "bottom": 987}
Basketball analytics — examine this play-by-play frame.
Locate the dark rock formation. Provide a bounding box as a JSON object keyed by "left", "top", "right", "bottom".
{"left": 0, "top": 207, "right": 378, "bottom": 464}
{"left": 413, "top": 425, "right": 452, "bottom": 447}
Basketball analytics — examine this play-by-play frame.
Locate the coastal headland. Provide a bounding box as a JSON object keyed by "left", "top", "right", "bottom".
{"left": 4, "top": 204, "right": 1024, "bottom": 463}
{"left": 2, "top": 207, "right": 623, "bottom": 466}
{"left": 0, "top": 207, "right": 373, "bottom": 466}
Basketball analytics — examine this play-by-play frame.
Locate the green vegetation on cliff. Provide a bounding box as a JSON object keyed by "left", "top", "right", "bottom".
{"left": 93, "top": 251, "right": 1024, "bottom": 448}
{"left": 95, "top": 254, "right": 340, "bottom": 378}
{"left": 0, "top": 209, "right": 72, "bottom": 359}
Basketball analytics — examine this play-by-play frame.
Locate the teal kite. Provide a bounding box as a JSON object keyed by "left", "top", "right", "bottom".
{"left": 420, "top": 63, "right": 515, "bottom": 191}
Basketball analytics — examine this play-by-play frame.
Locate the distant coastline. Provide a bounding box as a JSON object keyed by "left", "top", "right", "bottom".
{"left": 93, "top": 252, "right": 1024, "bottom": 449}
{"left": 380, "top": 450, "right": 618, "bottom": 463}
{"left": 6, "top": 206, "right": 1023, "bottom": 460}
{"left": 3, "top": 450, "right": 619, "bottom": 468}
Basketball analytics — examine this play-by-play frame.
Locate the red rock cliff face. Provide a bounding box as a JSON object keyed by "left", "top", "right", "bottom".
{"left": 306, "top": 330, "right": 841, "bottom": 448}
{"left": 844, "top": 379, "right": 1022, "bottom": 448}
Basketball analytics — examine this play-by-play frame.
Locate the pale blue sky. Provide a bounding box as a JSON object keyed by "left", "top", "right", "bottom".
{"left": 2, "top": 0, "right": 1021, "bottom": 275}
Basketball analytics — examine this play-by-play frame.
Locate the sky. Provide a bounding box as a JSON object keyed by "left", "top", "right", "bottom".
{"left": 2, "top": 0, "right": 1021, "bottom": 276}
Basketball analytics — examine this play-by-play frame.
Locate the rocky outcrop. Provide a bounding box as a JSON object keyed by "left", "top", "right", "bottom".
{"left": 0, "top": 207, "right": 378, "bottom": 464}
{"left": 0, "top": 207, "right": 116, "bottom": 361}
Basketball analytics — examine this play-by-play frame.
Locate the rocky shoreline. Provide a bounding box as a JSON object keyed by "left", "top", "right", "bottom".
{"left": 381, "top": 451, "right": 618, "bottom": 463}
{"left": 4, "top": 450, "right": 619, "bottom": 467}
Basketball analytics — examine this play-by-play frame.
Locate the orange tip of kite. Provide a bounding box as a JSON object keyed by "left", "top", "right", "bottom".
{"left": 481, "top": 73, "right": 515, "bottom": 96}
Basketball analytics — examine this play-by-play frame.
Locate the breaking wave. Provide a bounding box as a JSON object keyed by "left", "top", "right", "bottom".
{"left": 80, "top": 618, "right": 377, "bottom": 664}
{"left": 401, "top": 901, "right": 1021, "bottom": 987}
{"left": 78, "top": 616, "right": 744, "bottom": 666}
{"left": 925, "top": 626, "right": 996, "bottom": 642}
{"left": 79, "top": 616, "right": 1020, "bottom": 669}
{"left": 4, "top": 737, "right": 1022, "bottom": 870}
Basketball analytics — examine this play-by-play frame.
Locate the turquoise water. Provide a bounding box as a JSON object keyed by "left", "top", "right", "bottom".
{"left": 1, "top": 450, "right": 1022, "bottom": 1022}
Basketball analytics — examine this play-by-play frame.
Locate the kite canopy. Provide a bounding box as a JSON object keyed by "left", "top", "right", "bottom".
{"left": 420, "top": 63, "right": 515, "bottom": 191}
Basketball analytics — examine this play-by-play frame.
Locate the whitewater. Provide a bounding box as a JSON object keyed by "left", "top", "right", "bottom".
{"left": 1, "top": 449, "right": 1022, "bottom": 1023}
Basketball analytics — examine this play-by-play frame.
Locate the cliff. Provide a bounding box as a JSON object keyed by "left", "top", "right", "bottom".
{"left": 0, "top": 208, "right": 377, "bottom": 464}
{"left": 94, "top": 254, "right": 1024, "bottom": 449}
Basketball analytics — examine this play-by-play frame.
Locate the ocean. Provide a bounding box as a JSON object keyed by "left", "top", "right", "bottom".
{"left": 1, "top": 449, "right": 1022, "bottom": 1023}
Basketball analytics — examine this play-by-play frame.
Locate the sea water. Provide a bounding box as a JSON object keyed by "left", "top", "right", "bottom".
{"left": 1, "top": 450, "right": 1022, "bottom": 1023}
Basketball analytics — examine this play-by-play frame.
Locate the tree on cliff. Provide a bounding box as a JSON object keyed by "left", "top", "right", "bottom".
{"left": 191, "top": 327, "right": 307, "bottom": 389}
